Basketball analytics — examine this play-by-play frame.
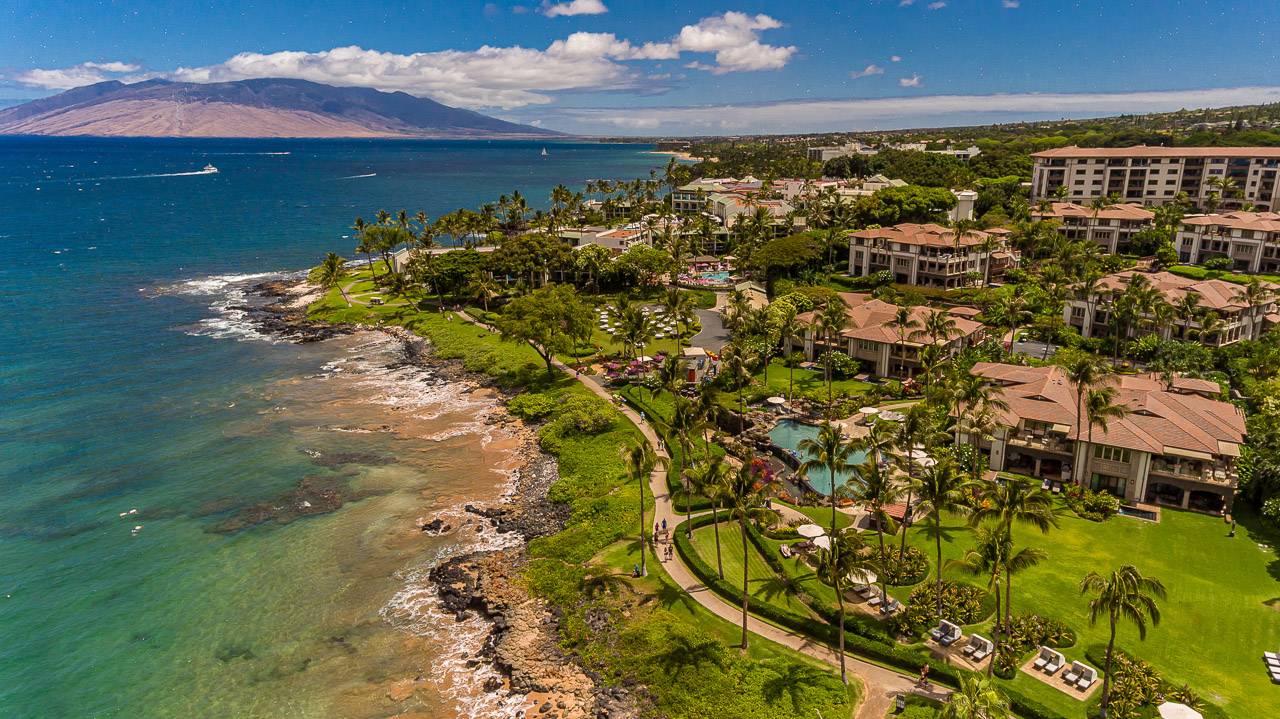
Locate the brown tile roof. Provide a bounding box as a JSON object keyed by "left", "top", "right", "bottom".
{"left": 1182, "top": 211, "right": 1280, "bottom": 233}
{"left": 1089, "top": 270, "right": 1275, "bottom": 313}
{"left": 1032, "top": 202, "right": 1155, "bottom": 222}
{"left": 797, "top": 292, "right": 984, "bottom": 346}
{"left": 847, "top": 223, "right": 1000, "bottom": 249}
{"left": 969, "top": 363, "right": 1245, "bottom": 457}
{"left": 1032, "top": 145, "right": 1280, "bottom": 159}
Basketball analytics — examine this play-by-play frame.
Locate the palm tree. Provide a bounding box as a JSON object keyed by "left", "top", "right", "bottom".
{"left": 985, "top": 293, "right": 1031, "bottom": 359}
{"left": 726, "top": 460, "right": 777, "bottom": 650}
{"left": 1085, "top": 387, "right": 1130, "bottom": 463}
{"left": 888, "top": 305, "right": 922, "bottom": 379}
{"left": 670, "top": 396, "right": 698, "bottom": 536}
{"left": 955, "top": 525, "right": 1008, "bottom": 677}
{"left": 776, "top": 305, "right": 802, "bottom": 402}
{"left": 1080, "top": 566, "right": 1167, "bottom": 717}
{"left": 816, "top": 298, "right": 850, "bottom": 407}
{"left": 1173, "top": 291, "right": 1201, "bottom": 340}
{"left": 940, "top": 675, "right": 1014, "bottom": 719}
{"left": 914, "top": 457, "right": 973, "bottom": 617}
{"left": 970, "top": 477, "right": 1057, "bottom": 623}
{"left": 622, "top": 441, "right": 656, "bottom": 577}
{"left": 854, "top": 458, "right": 900, "bottom": 603}
{"left": 318, "top": 252, "right": 351, "bottom": 307}
{"left": 1060, "top": 352, "right": 1110, "bottom": 485}
{"left": 1233, "top": 278, "right": 1273, "bottom": 339}
{"left": 813, "top": 530, "right": 872, "bottom": 684}
{"left": 1192, "top": 309, "right": 1224, "bottom": 346}
{"left": 689, "top": 456, "right": 730, "bottom": 579}
{"left": 797, "top": 422, "right": 859, "bottom": 538}
{"left": 664, "top": 287, "right": 698, "bottom": 353}
{"left": 465, "top": 273, "right": 501, "bottom": 312}
{"left": 720, "top": 344, "right": 754, "bottom": 435}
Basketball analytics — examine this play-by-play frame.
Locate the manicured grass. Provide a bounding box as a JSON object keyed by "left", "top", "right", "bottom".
{"left": 690, "top": 524, "right": 816, "bottom": 617}
{"left": 777, "top": 500, "right": 855, "bottom": 531}
{"left": 901, "top": 502, "right": 1280, "bottom": 718}
{"left": 1168, "top": 264, "right": 1280, "bottom": 286}
{"left": 754, "top": 359, "right": 875, "bottom": 403}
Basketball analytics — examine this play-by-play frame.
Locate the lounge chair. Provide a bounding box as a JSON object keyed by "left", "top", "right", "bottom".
{"left": 1063, "top": 661, "right": 1083, "bottom": 685}
{"left": 880, "top": 599, "right": 902, "bottom": 615}
{"left": 970, "top": 636, "right": 993, "bottom": 663}
{"left": 1075, "top": 664, "right": 1097, "bottom": 690}
{"left": 867, "top": 594, "right": 883, "bottom": 607}
{"left": 1033, "top": 646, "right": 1064, "bottom": 674}
{"left": 931, "top": 620, "right": 961, "bottom": 646}
{"left": 779, "top": 544, "right": 793, "bottom": 559}
{"left": 1032, "top": 647, "right": 1051, "bottom": 670}
{"left": 1267, "top": 655, "right": 1280, "bottom": 668}
{"left": 1266, "top": 651, "right": 1280, "bottom": 662}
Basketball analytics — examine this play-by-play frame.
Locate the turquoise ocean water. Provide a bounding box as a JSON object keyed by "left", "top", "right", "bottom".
{"left": 0, "top": 137, "right": 664, "bottom": 718}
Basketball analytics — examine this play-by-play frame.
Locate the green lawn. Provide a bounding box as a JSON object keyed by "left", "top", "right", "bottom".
{"left": 1168, "top": 264, "right": 1280, "bottom": 286}
{"left": 690, "top": 524, "right": 817, "bottom": 617}
{"left": 901, "top": 503, "right": 1280, "bottom": 718}
{"left": 777, "top": 500, "right": 855, "bottom": 531}
{"left": 755, "top": 359, "right": 875, "bottom": 403}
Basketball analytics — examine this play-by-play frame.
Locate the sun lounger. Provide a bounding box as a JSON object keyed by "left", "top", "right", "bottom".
{"left": 930, "top": 619, "right": 962, "bottom": 646}
{"left": 1075, "top": 664, "right": 1097, "bottom": 690}
{"left": 970, "top": 635, "right": 993, "bottom": 663}
{"left": 779, "top": 544, "right": 793, "bottom": 559}
{"left": 1266, "top": 651, "right": 1280, "bottom": 661}
{"left": 867, "top": 594, "right": 882, "bottom": 607}
{"left": 880, "top": 599, "right": 901, "bottom": 615}
{"left": 1033, "top": 646, "right": 1064, "bottom": 674}
{"left": 1267, "top": 656, "right": 1280, "bottom": 667}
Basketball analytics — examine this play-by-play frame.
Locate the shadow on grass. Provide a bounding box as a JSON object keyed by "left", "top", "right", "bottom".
{"left": 653, "top": 634, "right": 728, "bottom": 677}
{"left": 761, "top": 661, "right": 837, "bottom": 713}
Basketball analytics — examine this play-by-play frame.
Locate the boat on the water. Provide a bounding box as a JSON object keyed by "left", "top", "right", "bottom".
{"left": 540, "top": 148, "right": 548, "bottom": 157}
{"left": 202, "top": 164, "right": 219, "bottom": 174}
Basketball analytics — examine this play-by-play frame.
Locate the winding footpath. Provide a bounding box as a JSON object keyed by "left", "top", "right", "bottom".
{"left": 455, "top": 309, "right": 950, "bottom": 718}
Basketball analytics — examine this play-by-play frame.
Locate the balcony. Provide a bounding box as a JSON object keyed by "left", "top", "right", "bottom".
{"left": 1150, "top": 459, "right": 1237, "bottom": 487}
{"left": 1007, "top": 431, "right": 1073, "bottom": 455}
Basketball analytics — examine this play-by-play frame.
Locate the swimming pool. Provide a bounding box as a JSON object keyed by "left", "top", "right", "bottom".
{"left": 697, "top": 271, "right": 731, "bottom": 282}
{"left": 767, "top": 419, "right": 869, "bottom": 496}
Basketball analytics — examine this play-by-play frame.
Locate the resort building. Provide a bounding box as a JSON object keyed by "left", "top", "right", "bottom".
{"left": 1063, "top": 270, "right": 1278, "bottom": 347}
{"left": 793, "top": 293, "right": 986, "bottom": 377}
{"left": 807, "top": 142, "right": 879, "bottom": 162}
{"left": 1030, "top": 145, "right": 1280, "bottom": 210}
{"left": 846, "top": 223, "right": 1016, "bottom": 289}
{"left": 559, "top": 226, "right": 650, "bottom": 254}
{"left": 671, "top": 177, "right": 764, "bottom": 214}
{"left": 962, "top": 362, "right": 1245, "bottom": 513}
{"left": 1030, "top": 202, "right": 1156, "bottom": 254}
{"left": 1176, "top": 211, "right": 1280, "bottom": 273}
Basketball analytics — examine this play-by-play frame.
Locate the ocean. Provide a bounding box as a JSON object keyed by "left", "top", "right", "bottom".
{"left": 0, "top": 136, "right": 666, "bottom": 718}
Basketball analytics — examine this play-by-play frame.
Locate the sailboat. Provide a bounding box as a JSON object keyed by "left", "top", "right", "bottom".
{"left": 540, "top": 147, "right": 548, "bottom": 157}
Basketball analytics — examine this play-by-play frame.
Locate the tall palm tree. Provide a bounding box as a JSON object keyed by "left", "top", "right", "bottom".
{"left": 1060, "top": 352, "right": 1110, "bottom": 485}
{"left": 854, "top": 458, "right": 899, "bottom": 603}
{"left": 970, "top": 477, "right": 1057, "bottom": 623}
{"left": 1191, "top": 309, "right": 1224, "bottom": 346}
{"left": 622, "top": 441, "right": 656, "bottom": 577}
{"left": 1080, "top": 566, "right": 1167, "bottom": 718}
{"left": 1085, "top": 387, "right": 1130, "bottom": 466}
{"left": 465, "top": 273, "right": 501, "bottom": 312}
{"left": 318, "top": 252, "right": 351, "bottom": 307}
{"left": 1173, "top": 291, "right": 1202, "bottom": 340}
{"left": 1233, "top": 277, "right": 1272, "bottom": 339}
{"left": 775, "top": 304, "right": 801, "bottom": 401}
{"left": 813, "top": 530, "right": 873, "bottom": 685}
{"left": 955, "top": 525, "right": 1008, "bottom": 677}
{"left": 888, "top": 305, "right": 922, "bottom": 379}
{"left": 664, "top": 287, "right": 698, "bottom": 354}
{"left": 914, "top": 457, "right": 974, "bottom": 617}
{"left": 985, "top": 293, "right": 1031, "bottom": 359}
{"left": 726, "top": 460, "right": 776, "bottom": 650}
{"left": 816, "top": 298, "right": 850, "bottom": 407}
{"left": 669, "top": 396, "right": 698, "bottom": 537}
{"left": 798, "top": 422, "right": 858, "bottom": 538}
{"left": 720, "top": 343, "right": 755, "bottom": 435}
{"left": 940, "top": 675, "right": 1014, "bottom": 719}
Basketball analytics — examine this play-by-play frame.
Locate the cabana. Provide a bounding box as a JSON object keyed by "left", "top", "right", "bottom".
{"left": 961, "top": 634, "right": 993, "bottom": 663}
{"left": 929, "top": 620, "right": 962, "bottom": 646}
{"left": 1033, "top": 646, "right": 1065, "bottom": 675}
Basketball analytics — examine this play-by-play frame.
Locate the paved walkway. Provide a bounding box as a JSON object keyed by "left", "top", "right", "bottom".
{"left": 455, "top": 309, "right": 949, "bottom": 718}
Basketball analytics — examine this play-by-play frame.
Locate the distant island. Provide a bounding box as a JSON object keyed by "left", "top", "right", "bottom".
{"left": 0, "top": 78, "right": 562, "bottom": 139}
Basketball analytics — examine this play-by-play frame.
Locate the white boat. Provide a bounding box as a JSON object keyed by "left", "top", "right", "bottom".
{"left": 540, "top": 148, "right": 548, "bottom": 156}
{"left": 202, "top": 164, "right": 219, "bottom": 174}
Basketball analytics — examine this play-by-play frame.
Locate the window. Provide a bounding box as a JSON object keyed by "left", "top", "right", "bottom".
{"left": 1093, "top": 445, "right": 1130, "bottom": 463}
{"left": 857, "top": 340, "right": 877, "bottom": 351}
{"left": 1090, "top": 473, "right": 1126, "bottom": 498}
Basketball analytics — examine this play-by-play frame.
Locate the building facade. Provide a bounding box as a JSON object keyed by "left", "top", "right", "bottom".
{"left": 1030, "top": 202, "right": 1155, "bottom": 254}
{"left": 847, "top": 223, "right": 1014, "bottom": 289}
{"left": 961, "top": 363, "right": 1245, "bottom": 513}
{"left": 1177, "top": 211, "right": 1280, "bottom": 273}
{"left": 1030, "top": 146, "right": 1280, "bottom": 210}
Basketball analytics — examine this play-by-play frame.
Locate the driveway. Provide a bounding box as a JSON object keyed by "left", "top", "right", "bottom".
{"left": 690, "top": 307, "right": 729, "bottom": 351}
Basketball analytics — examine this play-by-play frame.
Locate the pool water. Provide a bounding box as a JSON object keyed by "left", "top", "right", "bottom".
{"left": 768, "top": 420, "right": 869, "bottom": 496}
{"left": 697, "top": 271, "right": 731, "bottom": 282}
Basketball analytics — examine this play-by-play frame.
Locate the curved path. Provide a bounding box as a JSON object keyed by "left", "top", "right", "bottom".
{"left": 456, "top": 310, "right": 949, "bottom": 718}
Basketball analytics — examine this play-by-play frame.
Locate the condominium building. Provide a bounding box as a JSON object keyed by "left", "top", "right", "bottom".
{"left": 793, "top": 293, "right": 986, "bottom": 377}
{"left": 807, "top": 142, "right": 878, "bottom": 162}
{"left": 671, "top": 177, "right": 763, "bottom": 214}
{"left": 1030, "top": 146, "right": 1280, "bottom": 209}
{"left": 1176, "top": 211, "right": 1280, "bottom": 273}
{"left": 962, "top": 362, "right": 1245, "bottom": 513}
{"left": 1030, "top": 202, "right": 1155, "bottom": 254}
{"left": 847, "top": 223, "right": 1015, "bottom": 289}
{"left": 1063, "top": 270, "right": 1278, "bottom": 347}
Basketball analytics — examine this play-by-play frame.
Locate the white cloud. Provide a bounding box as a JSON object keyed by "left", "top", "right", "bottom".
{"left": 927, "top": 1, "right": 947, "bottom": 9}
{"left": 14, "top": 12, "right": 794, "bottom": 108}
{"left": 529, "top": 85, "right": 1280, "bottom": 136}
{"left": 899, "top": 0, "right": 914, "bottom": 5}
{"left": 15, "top": 61, "right": 141, "bottom": 89}
{"left": 850, "top": 64, "right": 885, "bottom": 79}
{"left": 541, "top": 0, "right": 608, "bottom": 17}
{"left": 890, "top": 55, "right": 902, "bottom": 62}
{"left": 1002, "top": 0, "right": 1021, "bottom": 7}
{"left": 900, "top": 74, "right": 923, "bottom": 87}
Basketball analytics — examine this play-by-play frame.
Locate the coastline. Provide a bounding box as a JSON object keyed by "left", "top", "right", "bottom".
{"left": 642, "top": 150, "right": 700, "bottom": 162}
{"left": 247, "top": 277, "right": 619, "bottom": 719}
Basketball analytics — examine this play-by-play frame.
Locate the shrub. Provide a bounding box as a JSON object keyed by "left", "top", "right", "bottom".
{"left": 1263, "top": 495, "right": 1280, "bottom": 527}
{"left": 890, "top": 581, "right": 993, "bottom": 636}
{"left": 1002, "top": 613, "right": 1077, "bottom": 655}
{"left": 875, "top": 545, "right": 929, "bottom": 585}
{"left": 556, "top": 394, "right": 615, "bottom": 434}
{"left": 507, "top": 391, "right": 558, "bottom": 420}
{"left": 1064, "top": 485, "right": 1121, "bottom": 521}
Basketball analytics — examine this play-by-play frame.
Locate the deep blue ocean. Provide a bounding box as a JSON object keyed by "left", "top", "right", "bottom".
{"left": 0, "top": 137, "right": 665, "bottom": 718}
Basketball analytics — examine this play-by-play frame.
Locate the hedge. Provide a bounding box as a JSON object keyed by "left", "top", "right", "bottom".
{"left": 674, "top": 514, "right": 1067, "bottom": 719}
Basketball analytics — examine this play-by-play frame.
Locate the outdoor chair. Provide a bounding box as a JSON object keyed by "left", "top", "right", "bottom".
{"left": 1044, "top": 654, "right": 1063, "bottom": 674}
{"left": 867, "top": 594, "right": 883, "bottom": 607}
{"left": 779, "top": 544, "right": 792, "bottom": 559}
{"left": 1075, "top": 664, "right": 1097, "bottom": 690}
{"left": 880, "top": 599, "right": 902, "bottom": 615}
{"left": 1266, "top": 651, "right": 1280, "bottom": 662}
{"left": 970, "top": 636, "right": 993, "bottom": 663}
{"left": 1063, "top": 662, "right": 1083, "bottom": 685}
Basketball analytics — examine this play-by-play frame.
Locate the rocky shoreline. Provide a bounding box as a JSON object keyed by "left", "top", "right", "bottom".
{"left": 245, "top": 276, "right": 634, "bottom": 719}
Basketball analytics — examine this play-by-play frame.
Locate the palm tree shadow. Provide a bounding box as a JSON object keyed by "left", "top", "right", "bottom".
{"left": 647, "top": 580, "right": 698, "bottom": 614}
{"left": 653, "top": 634, "right": 728, "bottom": 677}
{"left": 761, "top": 661, "right": 833, "bottom": 713}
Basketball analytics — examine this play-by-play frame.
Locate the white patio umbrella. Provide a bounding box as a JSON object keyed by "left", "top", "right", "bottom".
{"left": 847, "top": 568, "right": 877, "bottom": 585}
{"left": 796, "top": 524, "right": 825, "bottom": 538}
{"left": 859, "top": 406, "right": 880, "bottom": 415}
{"left": 638, "top": 356, "right": 653, "bottom": 363}
{"left": 1157, "top": 703, "right": 1203, "bottom": 719}
{"left": 766, "top": 396, "right": 787, "bottom": 405}
{"left": 812, "top": 535, "right": 832, "bottom": 550}
{"left": 909, "top": 449, "right": 931, "bottom": 460}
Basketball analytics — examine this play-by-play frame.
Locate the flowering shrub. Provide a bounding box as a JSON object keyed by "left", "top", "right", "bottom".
{"left": 873, "top": 545, "right": 929, "bottom": 585}
{"left": 1064, "top": 485, "right": 1121, "bottom": 522}
{"left": 889, "top": 580, "right": 991, "bottom": 636}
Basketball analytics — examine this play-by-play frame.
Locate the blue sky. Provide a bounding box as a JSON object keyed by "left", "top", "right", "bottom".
{"left": 3, "top": 1, "right": 1279, "bottom": 135}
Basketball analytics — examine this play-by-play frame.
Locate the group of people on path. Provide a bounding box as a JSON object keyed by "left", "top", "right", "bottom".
{"left": 653, "top": 518, "right": 674, "bottom": 562}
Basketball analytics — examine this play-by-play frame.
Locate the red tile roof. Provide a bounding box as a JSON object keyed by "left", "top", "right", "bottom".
{"left": 847, "top": 222, "right": 1002, "bottom": 249}
{"left": 1032, "top": 202, "right": 1155, "bottom": 222}
{"left": 1182, "top": 211, "right": 1280, "bottom": 233}
{"left": 1032, "top": 145, "right": 1280, "bottom": 159}
{"left": 797, "top": 292, "right": 984, "bottom": 346}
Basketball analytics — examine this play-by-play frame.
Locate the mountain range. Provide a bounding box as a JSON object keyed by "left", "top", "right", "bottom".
{"left": 0, "top": 78, "right": 560, "bottom": 138}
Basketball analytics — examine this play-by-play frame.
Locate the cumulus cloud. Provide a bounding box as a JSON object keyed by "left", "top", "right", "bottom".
{"left": 1002, "top": 0, "right": 1021, "bottom": 7}
{"left": 927, "top": 1, "right": 947, "bottom": 9}
{"left": 899, "top": 74, "right": 923, "bottom": 87}
{"left": 541, "top": 0, "right": 608, "bottom": 17}
{"left": 850, "top": 64, "right": 885, "bottom": 79}
{"left": 14, "top": 12, "right": 794, "bottom": 108}
{"left": 527, "top": 85, "right": 1280, "bottom": 136}
{"left": 15, "top": 61, "right": 142, "bottom": 89}
{"left": 890, "top": 55, "right": 902, "bottom": 62}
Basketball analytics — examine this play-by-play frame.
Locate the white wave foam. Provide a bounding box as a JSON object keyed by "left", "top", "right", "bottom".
{"left": 337, "top": 173, "right": 377, "bottom": 179}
